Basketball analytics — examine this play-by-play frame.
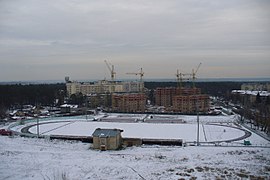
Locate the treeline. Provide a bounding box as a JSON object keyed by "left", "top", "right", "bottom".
{"left": 231, "top": 91, "right": 270, "bottom": 134}
{"left": 1, "top": 81, "right": 269, "bottom": 133}
{"left": 0, "top": 83, "right": 66, "bottom": 108}
{"left": 0, "top": 81, "right": 247, "bottom": 109}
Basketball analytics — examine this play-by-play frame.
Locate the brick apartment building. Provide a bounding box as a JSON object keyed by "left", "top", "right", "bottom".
{"left": 112, "top": 93, "right": 146, "bottom": 112}
{"left": 155, "top": 87, "right": 177, "bottom": 107}
{"left": 155, "top": 87, "right": 209, "bottom": 113}
{"left": 172, "top": 94, "right": 209, "bottom": 113}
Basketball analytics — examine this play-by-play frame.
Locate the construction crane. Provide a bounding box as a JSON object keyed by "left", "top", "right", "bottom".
{"left": 176, "top": 69, "right": 182, "bottom": 88}
{"left": 191, "top": 62, "right": 202, "bottom": 88}
{"left": 175, "top": 63, "right": 202, "bottom": 88}
{"left": 104, "top": 60, "right": 116, "bottom": 81}
{"left": 126, "top": 68, "right": 144, "bottom": 82}
{"left": 176, "top": 69, "right": 190, "bottom": 88}
{"left": 126, "top": 68, "right": 144, "bottom": 92}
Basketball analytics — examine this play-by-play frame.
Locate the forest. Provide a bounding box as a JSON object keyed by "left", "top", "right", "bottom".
{"left": 0, "top": 83, "right": 66, "bottom": 109}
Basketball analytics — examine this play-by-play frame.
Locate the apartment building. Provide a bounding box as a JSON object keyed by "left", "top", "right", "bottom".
{"left": 172, "top": 94, "right": 210, "bottom": 113}
{"left": 177, "top": 87, "right": 201, "bottom": 95}
{"left": 66, "top": 80, "right": 143, "bottom": 97}
{"left": 155, "top": 87, "right": 209, "bottom": 113}
{"left": 112, "top": 93, "right": 146, "bottom": 112}
{"left": 155, "top": 87, "right": 176, "bottom": 107}
{"left": 66, "top": 81, "right": 81, "bottom": 97}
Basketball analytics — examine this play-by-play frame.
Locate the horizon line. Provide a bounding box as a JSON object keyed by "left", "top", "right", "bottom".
{"left": 0, "top": 77, "right": 270, "bottom": 85}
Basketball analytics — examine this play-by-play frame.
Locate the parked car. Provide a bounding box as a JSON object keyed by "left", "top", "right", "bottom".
{"left": 0, "top": 129, "right": 12, "bottom": 136}
{"left": 244, "top": 140, "right": 251, "bottom": 146}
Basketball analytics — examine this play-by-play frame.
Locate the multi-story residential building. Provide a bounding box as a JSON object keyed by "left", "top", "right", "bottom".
{"left": 172, "top": 94, "right": 209, "bottom": 113}
{"left": 112, "top": 93, "right": 146, "bottom": 112}
{"left": 155, "top": 87, "right": 209, "bottom": 113}
{"left": 177, "top": 87, "right": 201, "bottom": 95}
{"left": 66, "top": 81, "right": 81, "bottom": 97}
{"left": 66, "top": 80, "right": 143, "bottom": 97}
{"left": 155, "top": 87, "right": 176, "bottom": 107}
{"left": 122, "top": 81, "right": 144, "bottom": 92}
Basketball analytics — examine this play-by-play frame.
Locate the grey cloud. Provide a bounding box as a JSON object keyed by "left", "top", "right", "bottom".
{"left": 0, "top": 0, "right": 269, "bottom": 81}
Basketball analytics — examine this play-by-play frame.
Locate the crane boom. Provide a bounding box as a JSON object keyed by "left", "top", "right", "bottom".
{"left": 176, "top": 62, "right": 202, "bottom": 88}
{"left": 126, "top": 68, "right": 144, "bottom": 92}
{"left": 104, "top": 60, "right": 111, "bottom": 71}
{"left": 176, "top": 70, "right": 192, "bottom": 88}
{"left": 192, "top": 62, "right": 202, "bottom": 88}
{"left": 104, "top": 60, "right": 116, "bottom": 81}
{"left": 126, "top": 68, "right": 144, "bottom": 81}
{"left": 195, "top": 62, "right": 202, "bottom": 74}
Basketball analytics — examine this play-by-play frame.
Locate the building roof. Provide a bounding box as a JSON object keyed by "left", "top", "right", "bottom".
{"left": 232, "top": 90, "right": 270, "bottom": 97}
{"left": 60, "top": 104, "right": 78, "bottom": 108}
{"left": 92, "top": 128, "right": 123, "bottom": 138}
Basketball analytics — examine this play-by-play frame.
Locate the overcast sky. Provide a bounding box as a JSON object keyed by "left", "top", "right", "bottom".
{"left": 0, "top": 0, "right": 269, "bottom": 81}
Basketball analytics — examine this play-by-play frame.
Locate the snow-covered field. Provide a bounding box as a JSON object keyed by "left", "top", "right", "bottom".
{"left": 28, "top": 121, "right": 246, "bottom": 143}
{"left": 2, "top": 114, "right": 270, "bottom": 179}
{"left": 8, "top": 114, "right": 268, "bottom": 145}
{"left": 0, "top": 136, "right": 269, "bottom": 180}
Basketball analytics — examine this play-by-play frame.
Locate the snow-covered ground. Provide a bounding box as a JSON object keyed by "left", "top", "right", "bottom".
{"left": 7, "top": 114, "right": 269, "bottom": 146}
{"left": 1, "top": 114, "right": 270, "bottom": 179}
{"left": 0, "top": 136, "right": 269, "bottom": 180}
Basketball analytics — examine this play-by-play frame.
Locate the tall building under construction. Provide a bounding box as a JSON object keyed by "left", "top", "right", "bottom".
{"left": 155, "top": 87, "right": 209, "bottom": 113}
{"left": 112, "top": 93, "right": 146, "bottom": 112}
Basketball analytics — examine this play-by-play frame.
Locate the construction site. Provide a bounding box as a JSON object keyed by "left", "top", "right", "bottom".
{"left": 65, "top": 61, "right": 209, "bottom": 114}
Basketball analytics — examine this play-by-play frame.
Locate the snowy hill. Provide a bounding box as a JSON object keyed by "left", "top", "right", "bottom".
{"left": 0, "top": 136, "right": 269, "bottom": 179}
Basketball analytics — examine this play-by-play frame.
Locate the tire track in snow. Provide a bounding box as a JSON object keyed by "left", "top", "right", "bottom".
{"left": 109, "top": 154, "right": 146, "bottom": 180}
{"left": 126, "top": 165, "right": 146, "bottom": 180}
{"left": 202, "top": 123, "right": 207, "bottom": 142}
{"left": 40, "top": 121, "right": 76, "bottom": 135}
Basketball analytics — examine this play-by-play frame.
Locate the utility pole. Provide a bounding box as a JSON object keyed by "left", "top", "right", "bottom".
{"left": 37, "top": 116, "right": 40, "bottom": 138}
{"left": 196, "top": 101, "right": 200, "bottom": 146}
{"left": 86, "top": 108, "right": 88, "bottom": 121}
{"left": 35, "top": 102, "right": 40, "bottom": 138}
{"left": 197, "top": 109, "right": 200, "bottom": 146}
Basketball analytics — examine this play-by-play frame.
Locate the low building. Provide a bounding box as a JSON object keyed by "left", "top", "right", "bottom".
{"left": 60, "top": 104, "right": 78, "bottom": 113}
{"left": 92, "top": 128, "right": 123, "bottom": 150}
{"left": 241, "top": 83, "right": 270, "bottom": 91}
{"left": 231, "top": 90, "right": 270, "bottom": 104}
